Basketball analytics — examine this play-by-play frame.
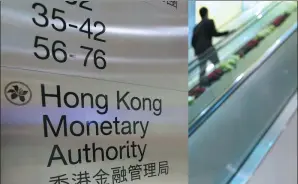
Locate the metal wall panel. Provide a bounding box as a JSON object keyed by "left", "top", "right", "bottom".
{"left": 1, "top": 1, "right": 188, "bottom": 184}
{"left": 1, "top": 0, "right": 188, "bottom": 90}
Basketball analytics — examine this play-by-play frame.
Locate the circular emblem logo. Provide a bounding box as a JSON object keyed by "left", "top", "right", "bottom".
{"left": 4, "top": 81, "right": 32, "bottom": 106}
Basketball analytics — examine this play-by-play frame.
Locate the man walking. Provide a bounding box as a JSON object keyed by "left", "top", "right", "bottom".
{"left": 191, "top": 7, "right": 234, "bottom": 77}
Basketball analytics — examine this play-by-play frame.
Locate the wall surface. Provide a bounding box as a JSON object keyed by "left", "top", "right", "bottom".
{"left": 0, "top": 1, "right": 188, "bottom": 184}
{"left": 195, "top": 1, "right": 242, "bottom": 29}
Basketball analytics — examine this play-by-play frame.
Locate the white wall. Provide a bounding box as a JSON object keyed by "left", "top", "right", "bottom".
{"left": 195, "top": 1, "right": 242, "bottom": 28}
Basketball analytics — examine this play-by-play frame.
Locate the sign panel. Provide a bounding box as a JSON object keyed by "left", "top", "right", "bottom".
{"left": 1, "top": 1, "right": 188, "bottom": 184}
{"left": 1, "top": 0, "right": 188, "bottom": 90}
{"left": 1, "top": 68, "right": 187, "bottom": 184}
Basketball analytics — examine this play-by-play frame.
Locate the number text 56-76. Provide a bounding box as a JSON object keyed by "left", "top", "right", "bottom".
{"left": 33, "top": 36, "right": 107, "bottom": 70}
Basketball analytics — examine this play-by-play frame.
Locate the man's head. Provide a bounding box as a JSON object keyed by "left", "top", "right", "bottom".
{"left": 199, "top": 7, "right": 208, "bottom": 19}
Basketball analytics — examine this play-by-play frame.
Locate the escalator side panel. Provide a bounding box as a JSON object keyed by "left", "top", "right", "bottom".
{"left": 189, "top": 31, "right": 297, "bottom": 184}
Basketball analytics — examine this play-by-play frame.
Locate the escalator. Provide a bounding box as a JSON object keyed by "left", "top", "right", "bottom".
{"left": 188, "top": 1, "right": 297, "bottom": 127}
{"left": 188, "top": 1, "right": 279, "bottom": 66}
{"left": 188, "top": 2, "right": 296, "bottom": 89}
{"left": 188, "top": 2, "right": 297, "bottom": 184}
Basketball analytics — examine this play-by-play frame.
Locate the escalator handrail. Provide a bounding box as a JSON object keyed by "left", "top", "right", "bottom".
{"left": 213, "top": 2, "right": 281, "bottom": 52}
{"left": 188, "top": 22, "right": 297, "bottom": 137}
{"left": 188, "top": 2, "right": 281, "bottom": 70}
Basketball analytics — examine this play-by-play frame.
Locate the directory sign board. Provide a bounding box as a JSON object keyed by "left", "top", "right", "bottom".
{"left": 1, "top": 0, "right": 187, "bottom": 90}
{"left": 1, "top": 1, "right": 188, "bottom": 184}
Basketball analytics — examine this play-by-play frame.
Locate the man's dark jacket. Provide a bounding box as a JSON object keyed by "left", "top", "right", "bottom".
{"left": 192, "top": 19, "right": 229, "bottom": 56}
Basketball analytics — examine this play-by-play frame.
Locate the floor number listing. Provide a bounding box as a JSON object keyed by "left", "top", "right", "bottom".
{"left": 31, "top": 2, "right": 107, "bottom": 70}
